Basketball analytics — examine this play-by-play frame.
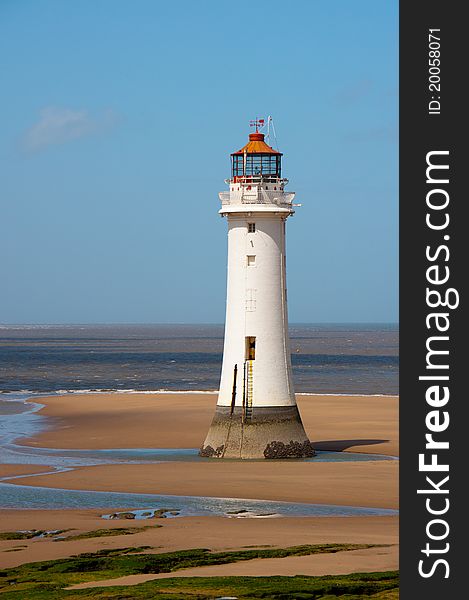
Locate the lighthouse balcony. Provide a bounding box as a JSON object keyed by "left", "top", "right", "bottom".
{"left": 219, "top": 188, "right": 295, "bottom": 209}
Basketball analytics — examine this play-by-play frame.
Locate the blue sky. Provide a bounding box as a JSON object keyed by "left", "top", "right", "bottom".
{"left": 0, "top": 0, "right": 398, "bottom": 324}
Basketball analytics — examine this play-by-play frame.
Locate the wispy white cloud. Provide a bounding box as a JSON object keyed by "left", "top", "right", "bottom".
{"left": 21, "top": 106, "right": 118, "bottom": 153}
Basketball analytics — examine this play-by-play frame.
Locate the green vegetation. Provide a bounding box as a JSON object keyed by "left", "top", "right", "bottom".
{"left": 0, "top": 525, "right": 160, "bottom": 543}
{"left": 92, "top": 573, "right": 399, "bottom": 600}
{"left": 0, "top": 544, "right": 399, "bottom": 598}
{"left": 58, "top": 526, "right": 161, "bottom": 541}
{"left": 0, "top": 530, "right": 69, "bottom": 541}
{"left": 77, "top": 546, "right": 154, "bottom": 557}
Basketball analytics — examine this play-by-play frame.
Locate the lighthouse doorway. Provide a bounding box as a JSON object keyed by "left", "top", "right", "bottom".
{"left": 245, "top": 336, "right": 256, "bottom": 360}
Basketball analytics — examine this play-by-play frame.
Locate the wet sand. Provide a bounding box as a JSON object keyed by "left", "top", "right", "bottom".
{"left": 1, "top": 392, "right": 399, "bottom": 576}
{"left": 0, "top": 464, "right": 53, "bottom": 479}
{"left": 0, "top": 510, "right": 398, "bottom": 572}
{"left": 68, "top": 546, "right": 398, "bottom": 589}
{"left": 11, "top": 392, "right": 398, "bottom": 508}
{"left": 11, "top": 460, "right": 398, "bottom": 509}
{"left": 21, "top": 392, "right": 399, "bottom": 456}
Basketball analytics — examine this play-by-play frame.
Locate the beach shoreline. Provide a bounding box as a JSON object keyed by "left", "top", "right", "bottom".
{"left": 0, "top": 509, "right": 398, "bottom": 573}
{"left": 1, "top": 391, "right": 399, "bottom": 577}
{"left": 17, "top": 392, "right": 399, "bottom": 454}
{"left": 3, "top": 392, "right": 399, "bottom": 509}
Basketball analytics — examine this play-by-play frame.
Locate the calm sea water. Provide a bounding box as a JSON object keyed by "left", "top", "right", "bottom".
{"left": 0, "top": 484, "right": 398, "bottom": 516}
{"left": 0, "top": 324, "right": 398, "bottom": 395}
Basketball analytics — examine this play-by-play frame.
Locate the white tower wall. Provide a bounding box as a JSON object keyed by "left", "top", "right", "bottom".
{"left": 218, "top": 214, "right": 295, "bottom": 408}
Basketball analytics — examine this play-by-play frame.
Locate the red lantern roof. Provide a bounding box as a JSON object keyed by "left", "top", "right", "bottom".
{"left": 231, "top": 132, "right": 282, "bottom": 156}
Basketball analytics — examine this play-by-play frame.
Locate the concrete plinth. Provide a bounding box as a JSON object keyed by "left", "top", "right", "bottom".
{"left": 200, "top": 405, "right": 315, "bottom": 459}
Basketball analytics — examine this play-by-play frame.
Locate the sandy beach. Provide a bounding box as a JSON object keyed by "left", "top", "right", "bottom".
{"left": 0, "top": 464, "right": 53, "bottom": 478}
{"left": 12, "top": 392, "right": 398, "bottom": 508}
{"left": 1, "top": 392, "right": 398, "bottom": 580}
{"left": 21, "top": 392, "right": 399, "bottom": 455}
{"left": 11, "top": 460, "right": 398, "bottom": 509}
{"left": 0, "top": 510, "right": 398, "bottom": 573}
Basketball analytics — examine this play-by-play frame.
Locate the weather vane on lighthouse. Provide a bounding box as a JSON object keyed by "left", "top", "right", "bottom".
{"left": 249, "top": 118, "right": 265, "bottom": 132}
{"left": 200, "top": 119, "right": 314, "bottom": 459}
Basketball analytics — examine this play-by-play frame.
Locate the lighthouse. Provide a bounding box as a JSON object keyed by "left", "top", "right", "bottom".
{"left": 200, "top": 120, "right": 314, "bottom": 459}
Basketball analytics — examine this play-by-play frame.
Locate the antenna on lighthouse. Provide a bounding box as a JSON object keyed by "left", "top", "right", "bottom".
{"left": 266, "top": 115, "right": 280, "bottom": 151}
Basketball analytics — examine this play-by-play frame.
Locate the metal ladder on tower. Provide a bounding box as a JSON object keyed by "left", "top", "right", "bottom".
{"left": 245, "top": 360, "right": 254, "bottom": 420}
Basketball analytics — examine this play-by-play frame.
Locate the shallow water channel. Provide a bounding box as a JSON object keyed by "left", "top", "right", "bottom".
{"left": 0, "top": 393, "right": 398, "bottom": 518}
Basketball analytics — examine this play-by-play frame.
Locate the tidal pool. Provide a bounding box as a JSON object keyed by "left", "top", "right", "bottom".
{"left": 0, "top": 483, "right": 398, "bottom": 517}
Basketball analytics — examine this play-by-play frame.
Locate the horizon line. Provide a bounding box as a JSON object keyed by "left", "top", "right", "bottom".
{"left": 0, "top": 321, "right": 399, "bottom": 327}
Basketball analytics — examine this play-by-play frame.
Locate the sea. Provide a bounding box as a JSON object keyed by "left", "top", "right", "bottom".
{"left": 0, "top": 324, "right": 398, "bottom": 396}
{"left": 0, "top": 324, "right": 398, "bottom": 513}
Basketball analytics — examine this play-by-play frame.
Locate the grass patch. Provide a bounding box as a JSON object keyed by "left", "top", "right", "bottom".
{"left": 124, "top": 572, "right": 399, "bottom": 599}
{"left": 0, "top": 543, "right": 394, "bottom": 598}
{"left": 74, "top": 546, "right": 154, "bottom": 557}
{"left": 0, "top": 572, "right": 399, "bottom": 599}
{"left": 0, "top": 530, "right": 69, "bottom": 541}
{"left": 59, "top": 526, "right": 161, "bottom": 542}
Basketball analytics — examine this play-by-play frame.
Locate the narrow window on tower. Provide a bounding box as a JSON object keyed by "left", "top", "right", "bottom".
{"left": 247, "top": 255, "right": 256, "bottom": 266}
{"left": 245, "top": 288, "right": 257, "bottom": 312}
{"left": 248, "top": 223, "right": 256, "bottom": 233}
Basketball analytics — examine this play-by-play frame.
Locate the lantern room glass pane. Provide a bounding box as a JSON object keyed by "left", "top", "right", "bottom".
{"left": 231, "top": 154, "right": 281, "bottom": 178}
{"left": 232, "top": 155, "right": 244, "bottom": 177}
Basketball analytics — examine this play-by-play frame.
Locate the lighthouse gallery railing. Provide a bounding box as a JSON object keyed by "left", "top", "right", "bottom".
{"left": 219, "top": 189, "right": 295, "bottom": 207}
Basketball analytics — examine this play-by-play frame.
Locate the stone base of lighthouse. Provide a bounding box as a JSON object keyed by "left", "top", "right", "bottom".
{"left": 200, "top": 406, "right": 315, "bottom": 459}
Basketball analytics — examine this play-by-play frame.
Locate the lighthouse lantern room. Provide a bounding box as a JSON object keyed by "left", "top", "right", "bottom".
{"left": 200, "top": 119, "right": 314, "bottom": 459}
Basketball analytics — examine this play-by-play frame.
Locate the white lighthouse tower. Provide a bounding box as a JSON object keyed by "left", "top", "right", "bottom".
{"left": 200, "top": 120, "right": 314, "bottom": 459}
